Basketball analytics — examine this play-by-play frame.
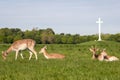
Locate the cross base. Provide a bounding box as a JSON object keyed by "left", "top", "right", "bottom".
{"left": 98, "top": 39, "right": 102, "bottom": 41}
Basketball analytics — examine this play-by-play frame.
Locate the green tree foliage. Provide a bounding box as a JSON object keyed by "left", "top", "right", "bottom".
{"left": 115, "top": 34, "right": 120, "bottom": 42}
{"left": 0, "top": 28, "right": 22, "bottom": 43}
{"left": 73, "top": 34, "right": 80, "bottom": 43}
{"left": 41, "top": 28, "right": 55, "bottom": 44}
{"left": 54, "top": 34, "right": 62, "bottom": 44}
{"left": 109, "top": 33, "right": 120, "bottom": 42}
{"left": 0, "top": 28, "right": 119, "bottom": 44}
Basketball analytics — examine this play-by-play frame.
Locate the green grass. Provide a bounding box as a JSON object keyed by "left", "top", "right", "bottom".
{"left": 0, "top": 41, "right": 120, "bottom": 80}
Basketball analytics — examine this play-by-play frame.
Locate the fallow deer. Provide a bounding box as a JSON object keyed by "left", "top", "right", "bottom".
{"left": 101, "top": 49, "right": 119, "bottom": 61}
{"left": 89, "top": 46, "right": 105, "bottom": 61}
{"left": 39, "top": 46, "right": 65, "bottom": 59}
{"left": 2, "top": 39, "right": 38, "bottom": 60}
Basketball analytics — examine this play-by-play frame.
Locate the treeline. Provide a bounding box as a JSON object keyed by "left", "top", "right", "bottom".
{"left": 0, "top": 28, "right": 119, "bottom": 44}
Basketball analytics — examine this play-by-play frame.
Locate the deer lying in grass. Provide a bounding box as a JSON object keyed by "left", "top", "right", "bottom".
{"left": 2, "top": 39, "right": 38, "bottom": 60}
{"left": 39, "top": 46, "right": 65, "bottom": 59}
{"left": 101, "top": 49, "right": 119, "bottom": 61}
{"left": 89, "top": 46, "right": 104, "bottom": 61}
{"left": 89, "top": 46, "right": 119, "bottom": 61}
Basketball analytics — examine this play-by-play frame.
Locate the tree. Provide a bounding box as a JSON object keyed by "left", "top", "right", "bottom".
{"left": 115, "top": 33, "right": 120, "bottom": 42}
{"left": 0, "top": 27, "right": 119, "bottom": 44}
{"left": 73, "top": 34, "right": 80, "bottom": 44}
{"left": 41, "top": 28, "right": 55, "bottom": 44}
{"left": 54, "top": 34, "right": 62, "bottom": 44}
{"left": 24, "top": 30, "right": 35, "bottom": 39}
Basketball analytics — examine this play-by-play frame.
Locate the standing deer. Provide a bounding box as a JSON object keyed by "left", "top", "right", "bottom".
{"left": 2, "top": 39, "right": 38, "bottom": 60}
{"left": 101, "top": 49, "right": 119, "bottom": 61}
{"left": 39, "top": 46, "right": 65, "bottom": 59}
{"left": 89, "top": 46, "right": 104, "bottom": 61}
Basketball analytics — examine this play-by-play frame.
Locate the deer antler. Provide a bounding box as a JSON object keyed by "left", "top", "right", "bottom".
{"left": 90, "top": 45, "right": 99, "bottom": 52}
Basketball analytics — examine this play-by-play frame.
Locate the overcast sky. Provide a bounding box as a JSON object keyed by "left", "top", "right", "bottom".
{"left": 0, "top": 0, "right": 120, "bottom": 35}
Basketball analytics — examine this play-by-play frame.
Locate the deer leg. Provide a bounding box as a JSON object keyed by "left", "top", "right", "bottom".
{"left": 28, "top": 48, "right": 38, "bottom": 60}
{"left": 20, "top": 53, "right": 24, "bottom": 59}
{"left": 32, "top": 49, "right": 38, "bottom": 60}
{"left": 29, "top": 51, "right": 33, "bottom": 60}
{"left": 15, "top": 51, "right": 19, "bottom": 60}
{"left": 19, "top": 51, "right": 24, "bottom": 59}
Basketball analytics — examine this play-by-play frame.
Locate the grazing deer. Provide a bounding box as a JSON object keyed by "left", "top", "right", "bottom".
{"left": 89, "top": 46, "right": 105, "bottom": 61}
{"left": 39, "top": 46, "right": 65, "bottom": 59}
{"left": 2, "top": 39, "right": 38, "bottom": 60}
{"left": 101, "top": 49, "right": 119, "bottom": 61}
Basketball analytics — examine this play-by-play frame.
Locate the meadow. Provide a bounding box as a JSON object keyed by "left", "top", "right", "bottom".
{"left": 0, "top": 41, "right": 120, "bottom": 80}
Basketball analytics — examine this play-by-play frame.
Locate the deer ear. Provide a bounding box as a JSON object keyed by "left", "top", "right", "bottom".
{"left": 44, "top": 46, "right": 47, "bottom": 49}
{"left": 89, "top": 48, "right": 91, "bottom": 50}
{"left": 103, "top": 48, "right": 106, "bottom": 51}
{"left": 96, "top": 48, "right": 99, "bottom": 51}
{"left": 89, "top": 48, "right": 93, "bottom": 52}
{"left": 1, "top": 51, "right": 4, "bottom": 53}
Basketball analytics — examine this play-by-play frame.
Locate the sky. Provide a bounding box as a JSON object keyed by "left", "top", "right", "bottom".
{"left": 0, "top": 0, "right": 120, "bottom": 35}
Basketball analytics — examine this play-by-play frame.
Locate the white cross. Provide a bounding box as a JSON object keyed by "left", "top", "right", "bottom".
{"left": 96, "top": 18, "right": 103, "bottom": 41}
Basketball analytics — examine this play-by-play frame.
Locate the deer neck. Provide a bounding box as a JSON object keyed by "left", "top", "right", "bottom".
{"left": 92, "top": 52, "right": 97, "bottom": 59}
{"left": 98, "top": 54, "right": 104, "bottom": 61}
{"left": 43, "top": 49, "right": 49, "bottom": 59}
{"left": 6, "top": 46, "right": 12, "bottom": 54}
{"left": 2, "top": 46, "right": 12, "bottom": 60}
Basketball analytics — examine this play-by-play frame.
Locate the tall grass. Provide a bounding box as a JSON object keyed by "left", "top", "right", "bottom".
{"left": 0, "top": 41, "right": 120, "bottom": 80}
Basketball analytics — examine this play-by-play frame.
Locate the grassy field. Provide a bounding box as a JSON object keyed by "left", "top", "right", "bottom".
{"left": 0, "top": 41, "right": 120, "bottom": 80}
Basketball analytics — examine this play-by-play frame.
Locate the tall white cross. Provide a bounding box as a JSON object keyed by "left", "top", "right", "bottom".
{"left": 96, "top": 18, "right": 103, "bottom": 41}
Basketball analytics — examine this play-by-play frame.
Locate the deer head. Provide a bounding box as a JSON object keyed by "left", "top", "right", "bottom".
{"left": 89, "top": 46, "right": 99, "bottom": 59}
{"left": 39, "top": 46, "right": 47, "bottom": 54}
{"left": 89, "top": 46, "right": 99, "bottom": 54}
{"left": 2, "top": 51, "right": 7, "bottom": 60}
{"left": 100, "top": 49, "right": 108, "bottom": 56}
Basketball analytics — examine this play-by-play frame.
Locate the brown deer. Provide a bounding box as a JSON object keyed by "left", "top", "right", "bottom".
{"left": 101, "top": 49, "right": 119, "bottom": 61}
{"left": 89, "top": 46, "right": 105, "bottom": 61}
{"left": 2, "top": 39, "right": 38, "bottom": 60}
{"left": 39, "top": 46, "right": 65, "bottom": 59}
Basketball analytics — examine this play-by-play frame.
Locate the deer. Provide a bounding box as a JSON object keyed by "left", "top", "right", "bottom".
{"left": 39, "top": 46, "right": 65, "bottom": 59}
{"left": 89, "top": 46, "right": 105, "bottom": 61}
{"left": 100, "top": 49, "right": 119, "bottom": 61}
{"left": 2, "top": 39, "right": 38, "bottom": 60}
